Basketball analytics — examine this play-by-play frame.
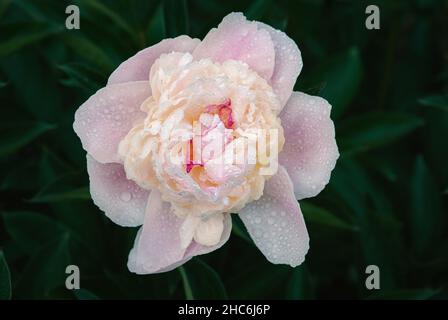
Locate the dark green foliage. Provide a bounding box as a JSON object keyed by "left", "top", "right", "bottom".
{"left": 0, "top": 250, "right": 12, "bottom": 299}
{"left": 0, "top": 0, "right": 447, "bottom": 300}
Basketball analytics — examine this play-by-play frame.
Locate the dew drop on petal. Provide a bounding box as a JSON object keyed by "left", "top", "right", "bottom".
{"left": 120, "top": 191, "right": 132, "bottom": 202}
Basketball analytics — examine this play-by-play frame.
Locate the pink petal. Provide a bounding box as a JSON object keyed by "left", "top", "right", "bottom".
{"left": 238, "top": 165, "right": 309, "bottom": 267}
{"left": 256, "top": 21, "right": 303, "bottom": 108}
{"left": 127, "top": 191, "right": 184, "bottom": 274}
{"left": 73, "top": 81, "right": 150, "bottom": 163}
{"left": 127, "top": 190, "right": 231, "bottom": 274}
{"left": 279, "top": 92, "right": 339, "bottom": 200}
{"left": 108, "top": 36, "right": 200, "bottom": 85}
{"left": 155, "top": 215, "right": 232, "bottom": 274}
{"left": 193, "top": 12, "right": 275, "bottom": 81}
{"left": 86, "top": 155, "right": 149, "bottom": 227}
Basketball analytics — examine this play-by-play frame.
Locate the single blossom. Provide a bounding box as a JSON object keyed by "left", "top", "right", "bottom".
{"left": 73, "top": 12, "right": 339, "bottom": 274}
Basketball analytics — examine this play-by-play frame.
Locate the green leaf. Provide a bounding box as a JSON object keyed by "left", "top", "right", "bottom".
{"left": 419, "top": 94, "right": 448, "bottom": 111}
{"left": 286, "top": 265, "right": 313, "bottom": 299}
{"left": 14, "top": 234, "right": 71, "bottom": 298}
{"left": 230, "top": 263, "right": 292, "bottom": 299}
{"left": 231, "top": 215, "right": 252, "bottom": 243}
{"left": 338, "top": 112, "right": 423, "bottom": 155}
{"left": 246, "top": 0, "right": 273, "bottom": 20}
{"left": 302, "top": 47, "right": 362, "bottom": 118}
{"left": 163, "top": 0, "right": 189, "bottom": 37}
{"left": 0, "top": 122, "right": 56, "bottom": 158}
{"left": 0, "top": 23, "right": 62, "bottom": 57}
{"left": 58, "top": 63, "right": 103, "bottom": 93}
{"left": 300, "top": 201, "right": 357, "bottom": 231}
{"left": 30, "top": 186, "right": 90, "bottom": 203}
{"left": 178, "top": 266, "right": 194, "bottom": 300}
{"left": 3, "top": 211, "right": 67, "bottom": 255}
{"left": 1, "top": 156, "right": 39, "bottom": 191}
{"left": 1, "top": 146, "right": 74, "bottom": 192}
{"left": 410, "top": 156, "right": 444, "bottom": 255}
{"left": 77, "top": 0, "right": 135, "bottom": 39}
{"left": 12, "top": 0, "right": 67, "bottom": 22}
{"left": 179, "top": 259, "right": 227, "bottom": 299}
{"left": 145, "top": 2, "right": 166, "bottom": 44}
{"left": 0, "top": 0, "right": 12, "bottom": 19}
{"left": 0, "top": 251, "right": 12, "bottom": 300}
{"left": 50, "top": 200, "right": 108, "bottom": 264}
{"left": 130, "top": 0, "right": 163, "bottom": 32}
{"left": 62, "top": 34, "right": 115, "bottom": 73}
{"left": 329, "top": 159, "right": 403, "bottom": 290}
{"left": 74, "top": 289, "right": 100, "bottom": 300}
{"left": 368, "top": 288, "right": 441, "bottom": 300}
{"left": 37, "top": 146, "right": 76, "bottom": 186}
{"left": 421, "top": 95, "right": 448, "bottom": 185}
{"left": 0, "top": 51, "right": 62, "bottom": 121}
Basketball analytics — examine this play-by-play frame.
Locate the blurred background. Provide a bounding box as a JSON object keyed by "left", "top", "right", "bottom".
{"left": 0, "top": 0, "right": 447, "bottom": 300}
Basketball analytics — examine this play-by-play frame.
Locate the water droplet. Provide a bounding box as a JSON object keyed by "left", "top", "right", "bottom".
{"left": 120, "top": 191, "right": 132, "bottom": 202}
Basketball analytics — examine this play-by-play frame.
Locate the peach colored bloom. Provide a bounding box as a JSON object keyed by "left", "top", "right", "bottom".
{"left": 73, "top": 12, "right": 339, "bottom": 274}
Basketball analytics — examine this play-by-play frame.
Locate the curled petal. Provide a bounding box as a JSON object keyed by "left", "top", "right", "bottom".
{"left": 193, "top": 12, "right": 275, "bottom": 81}
{"left": 239, "top": 166, "right": 309, "bottom": 267}
{"left": 256, "top": 21, "right": 303, "bottom": 108}
{"left": 152, "top": 213, "right": 231, "bottom": 273}
{"left": 128, "top": 190, "right": 231, "bottom": 274}
{"left": 194, "top": 214, "right": 225, "bottom": 247}
{"left": 73, "top": 81, "right": 150, "bottom": 163}
{"left": 87, "top": 155, "right": 149, "bottom": 227}
{"left": 128, "top": 191, "right": 184, "bottom": 274}
{"left": 108, "top": 36, "right": 201, "bottom": 85}
{"left": 279, "top": 92, "right": 339, "bottom": 200}
{"left": 185, "top": 214, "right": 232, "bottom": 258}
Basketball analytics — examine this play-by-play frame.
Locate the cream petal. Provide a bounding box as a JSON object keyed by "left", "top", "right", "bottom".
{"left": 184, "top": 213, "right": 232, "bottom": 258}
{"left": 108, "top": 36, "right": 201, "bottom": 85}
{"left": 193, "top": 214, "right": 225, "bottom": 247}
{"left": 179, "top": 215, "right": 200, "bottom": 249}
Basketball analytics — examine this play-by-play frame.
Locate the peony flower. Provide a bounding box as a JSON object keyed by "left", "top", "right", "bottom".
{"left": 73, "top": 12, "right": 339, "bottom": 274}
